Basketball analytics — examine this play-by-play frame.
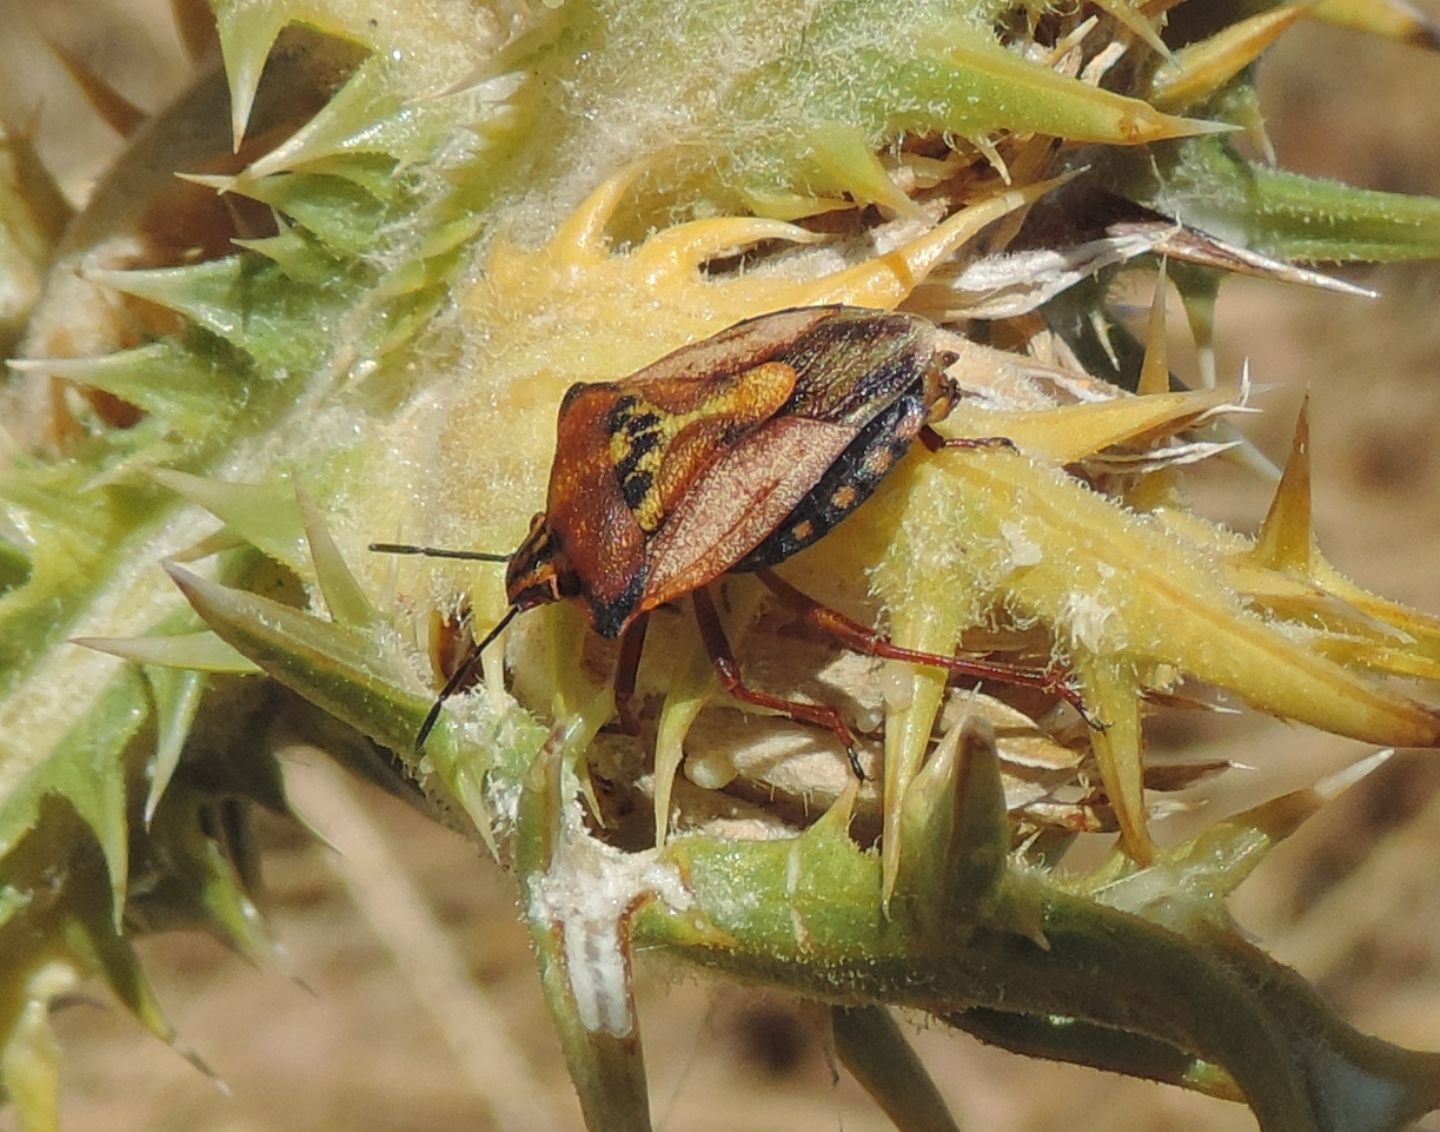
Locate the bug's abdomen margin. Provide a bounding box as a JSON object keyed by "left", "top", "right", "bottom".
{"left": 733, "top": 391, "right": 931, "bottom": 571}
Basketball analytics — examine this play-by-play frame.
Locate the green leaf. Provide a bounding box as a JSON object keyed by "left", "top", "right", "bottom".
{"left": 8, "top": 344, "right": 241, "bottom": 440}
{"left": 165, "top": 564, "right": 543, "bottom": 846}
{"left": 0, "top": 671, "right": 146, "bottom": 925}
{"left": 642, "top": 821, "right": 1440, "bottom": 1131}
{"left": 141, "top": 666, "right": 208, "bottom": 822}
{"left": 834, "top": 1006, "right": 961, "bottom": 1132}
{"left": 87, "top": 258, "right": 341, "bottom": 372}
{"left": 165, "top": 565, "right": 421, "bottom": 749}
{"left": 150, "top": 470, "right": 308, "bottom": 575}
{"left": 75, "top": 631, "right": 260, "bottom": 675}
{"left": 1140, "top": 136, "right": 1440, "bottom": 261}
{"left": 943, "top": 1009, "right": 1237, "bottom": 1100}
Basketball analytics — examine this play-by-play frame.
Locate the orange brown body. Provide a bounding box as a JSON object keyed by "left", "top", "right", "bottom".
{"left": 390, "top": 305, "right": 1082, "bottom": 754}
{"left": 504, "top": 305, "right": 957, "bottom": 637}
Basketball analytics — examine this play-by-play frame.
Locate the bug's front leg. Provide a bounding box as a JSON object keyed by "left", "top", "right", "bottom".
{"left": 612, "top": 614, "right": 650, "bottom": 735}
{"left": 690, "top": 586, "right": 868, "bottom": 779}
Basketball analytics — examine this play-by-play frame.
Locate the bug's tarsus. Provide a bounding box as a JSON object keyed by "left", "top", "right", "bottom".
{"left": 691, "top": 585, "right": 868, "bottom": 780}
{"left": 613, "top": 614, "right": 651, "bottom": 735}
{"left": 918, "top": 425, "right": 1017, "bottom": 454}
{"left": 1003, "top": 658, "right": 1105, "bottom": 730}
{"left": 1028, "top": 661, "right": 1105, "bottom": 731}
{"left": 756, "top": 569, "right": 1096, "bottom": 725}
{"left": 1070, "top": 691, "right": 1108, "bottom": 732}
{"left": 369, "top": 541, "right": 511, "bottom": 563}
{"left": 415, "top": 604, "right": 521, "bottom": 749}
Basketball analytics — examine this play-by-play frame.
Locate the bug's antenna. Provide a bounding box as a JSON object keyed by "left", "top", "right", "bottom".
{"left": 416, "top": 604, "right": 521, "bottom": 749}
{"left": 370, "top": 542, "right": 510, "bottom": 563}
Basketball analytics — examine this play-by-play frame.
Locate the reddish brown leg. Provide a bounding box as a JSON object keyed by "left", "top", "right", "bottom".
{"left": 613, "top": 613, "right": 649, "bottom": 735}
{"left": 919, "top": 424, "right": 1017, "bottom": 453}
{"left": 691, "top": 586, "right": 867, "bottom": 778}
{"left": 756, "top": 569, "right": 1099, "bottom": 728}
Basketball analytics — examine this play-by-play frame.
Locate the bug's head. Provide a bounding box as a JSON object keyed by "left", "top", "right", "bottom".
{"left": 504, "top": 512, "right": 575, "bottom": 612}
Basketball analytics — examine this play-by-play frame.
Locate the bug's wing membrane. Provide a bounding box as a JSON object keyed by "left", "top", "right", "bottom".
{"left": 542, "top": 306, "right": 941, "bottom": 635}
{"left": 630, "top": 307, "right": 841, "bottom": 389}
{"left": 640, "top": 416, "right": 859, "bottom": 611}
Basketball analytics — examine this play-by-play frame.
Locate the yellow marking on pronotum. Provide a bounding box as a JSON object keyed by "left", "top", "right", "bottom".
{"left": 610, "top": 361, "right": 796, "bottom": 531}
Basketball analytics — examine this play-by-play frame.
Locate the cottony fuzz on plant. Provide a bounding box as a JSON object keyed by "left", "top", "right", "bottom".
{"left": 3, "top": 1, "right": 1440, "bottom": 1129}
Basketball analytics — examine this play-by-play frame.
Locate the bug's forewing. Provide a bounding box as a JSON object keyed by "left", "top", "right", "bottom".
{"left": 634, "top": 308, "right": 943, "bottom": 602}
{"left": 546, "top": 349, "right": 810, "bottom": 636}
{"left": 543, "top": 306, "right": 941, "bottom": 635}
{"left": 779, "top": 310, "right": 939, "bottom": 428}
{"left": 640, "top": 415, "right": 858, "bottom": 612}
{"left": 629, "top": 307, "right": 843, "bottom": 387}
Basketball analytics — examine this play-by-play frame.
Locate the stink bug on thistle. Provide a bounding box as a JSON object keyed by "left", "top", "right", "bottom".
{"left": 375, "top": 305, "right": 1087, "bottom": 765}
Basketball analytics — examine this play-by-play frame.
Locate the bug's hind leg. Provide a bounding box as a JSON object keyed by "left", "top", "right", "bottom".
{"left": 690, "top": 586, "right": 867, "bottom": 779}
{"left": 755, "top": 568, "right": 1095, "bottom": 725}
{"left": 918, "top": 425, "right": 1016, "bottom": 453}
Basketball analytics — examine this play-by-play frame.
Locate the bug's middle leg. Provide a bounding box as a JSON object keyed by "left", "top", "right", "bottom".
{"left": 690, "top": 585, "right": 867, "bottom": 778}
{"left": 918, "top": 424, "right": 1016, "bottom": 453}
{"left": 612, "top": 613, "right": 650, "bottom": 735}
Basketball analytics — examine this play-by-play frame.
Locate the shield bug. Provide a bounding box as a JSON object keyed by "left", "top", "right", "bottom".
{"left": 375, "top": 305, "right": 1085, "bottom": 762}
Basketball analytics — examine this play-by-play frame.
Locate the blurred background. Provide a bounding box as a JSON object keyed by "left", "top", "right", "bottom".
{"left": 2, "top": 2, "right": 1439, "bottom": 1129}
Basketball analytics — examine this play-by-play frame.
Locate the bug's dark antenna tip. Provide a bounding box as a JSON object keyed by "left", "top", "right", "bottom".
{"left": 414, "top": 604, "right": 522, "bottom": 750}
{"left": 415, "top": 699, "right": 446, "bottom": 751}
{"left": 844, "top": 746, "right": 867, "bottom": 781}
{"left": 370, "top": 542, "right": 511, "bottom": 563}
